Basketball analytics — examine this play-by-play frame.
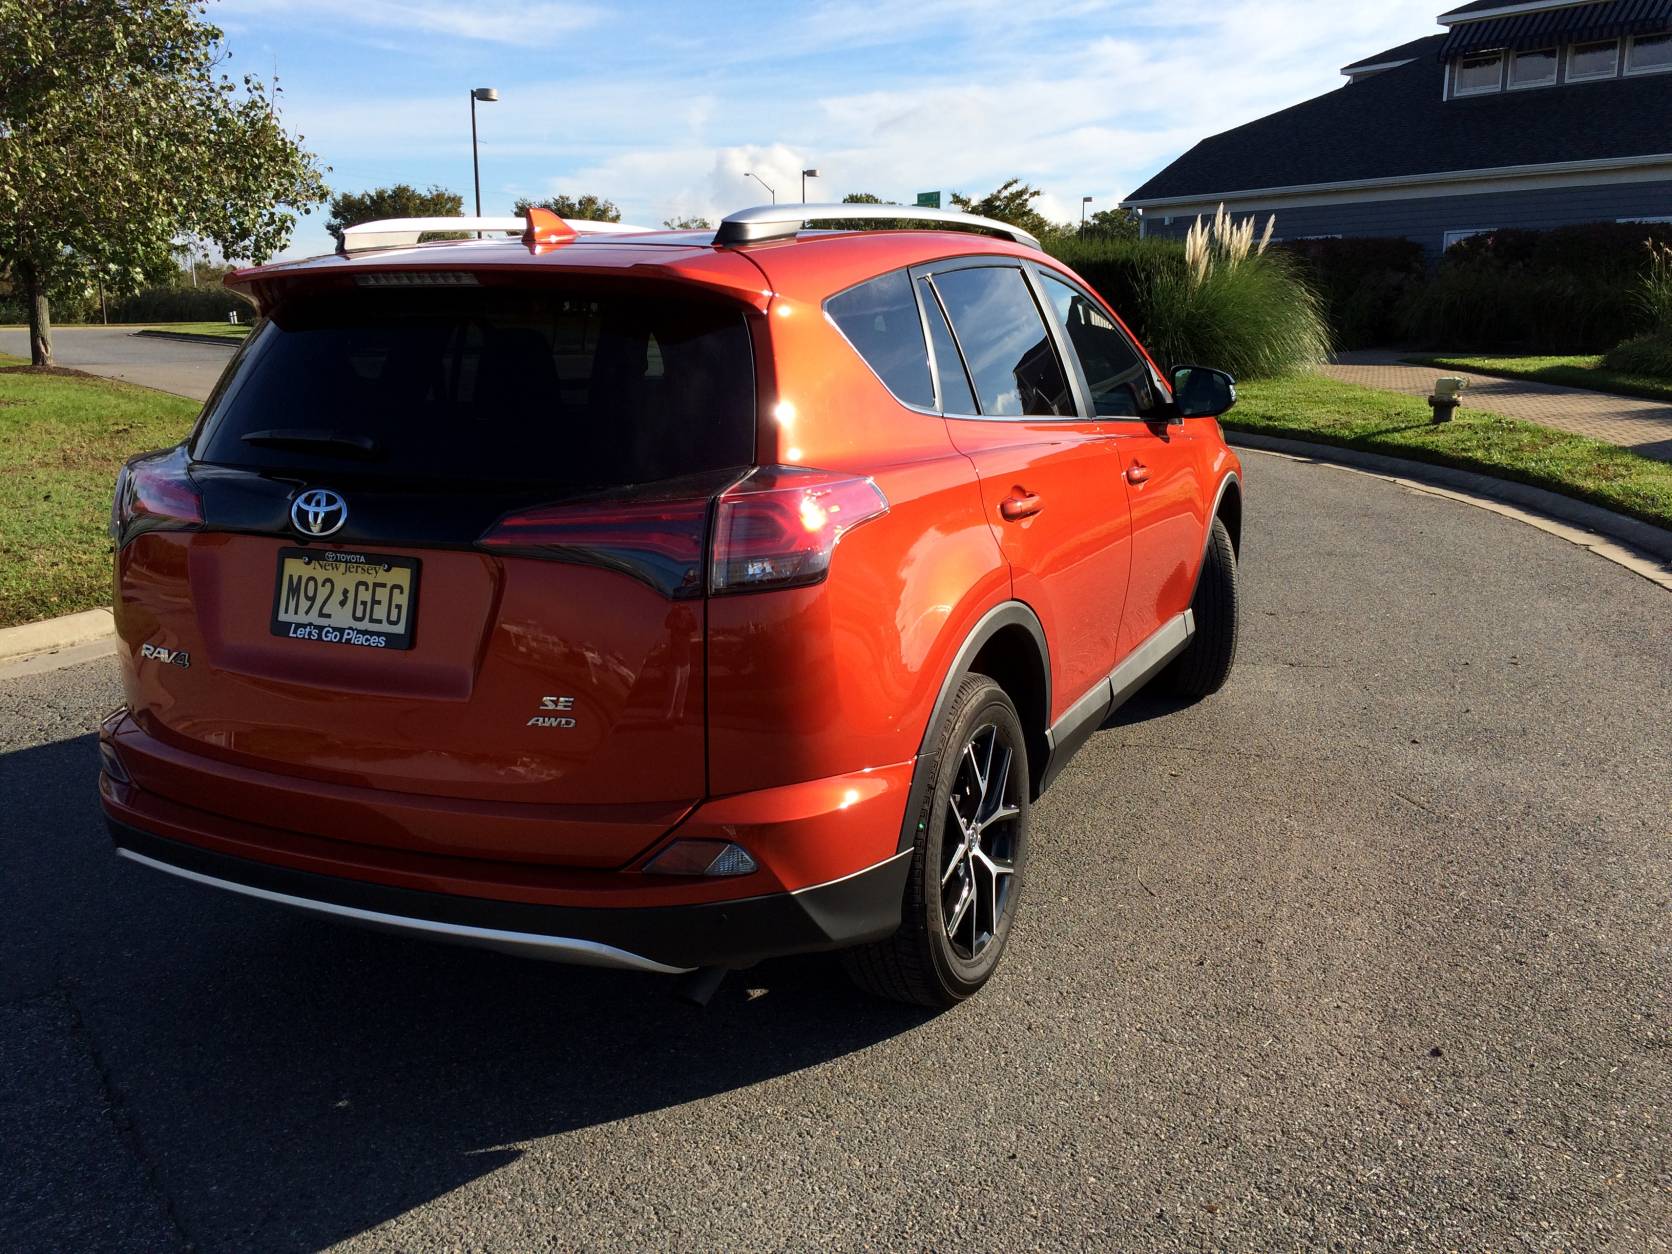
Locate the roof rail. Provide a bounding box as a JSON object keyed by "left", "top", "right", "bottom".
{"left": 715, "top": 203, "right": 1042, "bottom": 251}
{"left": 336, "top": 215, "right": 653, "bottom": 254}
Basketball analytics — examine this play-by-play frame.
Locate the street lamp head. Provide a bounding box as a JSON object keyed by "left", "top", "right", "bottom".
{"left": 472, "top": 87, "right": 500, "bottom": 102}
{"left": 1082, "top": 195, "right": 1093, "bottom": 203}
{"left": 802, "top": 168, "right": 820, "bottom": 177}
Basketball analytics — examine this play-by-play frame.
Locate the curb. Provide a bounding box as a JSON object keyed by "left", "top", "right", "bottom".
{"left": 1228, "top": 432, "right": 1672, "bottom": 587}
{"left": 0, "top": 607, "right": 115, "bottom": 666}
{"left": 131, "top": 329, "right": 245, "bottom": 347}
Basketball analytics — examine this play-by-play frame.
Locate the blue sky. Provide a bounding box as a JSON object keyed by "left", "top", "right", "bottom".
{"left": 211, "top": 0, "right": 1447, "bottom": 260}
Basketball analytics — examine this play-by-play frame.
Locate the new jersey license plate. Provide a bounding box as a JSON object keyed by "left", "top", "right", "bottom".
{"left": 271, "top": 548, "right": 419, "bottom": 650}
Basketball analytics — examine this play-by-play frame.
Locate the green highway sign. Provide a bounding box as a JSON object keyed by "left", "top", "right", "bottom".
{"left": 915, "top": 191, "right": 941, "bottom": 209}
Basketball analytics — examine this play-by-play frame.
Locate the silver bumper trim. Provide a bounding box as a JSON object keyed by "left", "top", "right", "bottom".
{"left": 115, "top": 848, "right": 693, "bottom": 975}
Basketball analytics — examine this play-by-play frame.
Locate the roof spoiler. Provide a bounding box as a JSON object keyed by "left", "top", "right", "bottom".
{"left": 714, "top": 203, "right": 1042, "bottom": 251}
{"left": 336, "top": 210, "right": 654, "bottom": 254}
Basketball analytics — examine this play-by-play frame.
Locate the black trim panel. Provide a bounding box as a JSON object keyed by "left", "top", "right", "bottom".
{"left": 896, "top": 602, "right": 1050, "bottom": 853}
{"left": 110, "top": 823, "right": 910, "bottom": 971}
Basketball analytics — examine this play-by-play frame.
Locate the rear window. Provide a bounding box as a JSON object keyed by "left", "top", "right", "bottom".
{"left": 194, "top": 287, "right": 756, "bottom": 487}
{"left": 825, "top": 270, "right": 934, "bottom": 408}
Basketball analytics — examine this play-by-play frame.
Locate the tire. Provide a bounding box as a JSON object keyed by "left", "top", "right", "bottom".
{"left": 842, "top": 675, "right": 1030, "bottom": 1008}
{"left": 1165, "top": 515, "right": 1239, "bottom": 699}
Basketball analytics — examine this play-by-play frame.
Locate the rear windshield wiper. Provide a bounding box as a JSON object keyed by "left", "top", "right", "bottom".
{"left": 240, "top": 428, "right": 380, "bottom": 458}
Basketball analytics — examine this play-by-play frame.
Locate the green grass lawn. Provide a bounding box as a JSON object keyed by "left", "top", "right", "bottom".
{"left": 0, "top": 321, "right": 251, "bottom": 339}
{"left": 1230, "top": 373, "right": 1672, "bottom": 531}
{"left": 0, "top": 357, "right": 198, "bottom": 627}
{"left": 132, "top": 321, "right": 251, "bottom": 340}
{"left": 1408, "top": 354, "right": 1672, "bottom": 406}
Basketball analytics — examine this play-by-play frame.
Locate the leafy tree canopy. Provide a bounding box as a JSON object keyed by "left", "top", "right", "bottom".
{"left": 1081, "top": 206, "right": 1140, "bottom": 242}
{"left": 325, "top": 184, "right": 462, "bottom": 243}
{"left": 514, "top": 194, "right": 622, "bottom": 224}
{"left": 842, "top": 192, "right": 887, "bottom": 204}
{"left": 951, "top": 179, "right": 1059, "bottom": 241}
{"left": 662, "top": 215, "right": 712, "bottom": 229}
{"left": 0, "top": 0, "right": 329, "bottom": 364}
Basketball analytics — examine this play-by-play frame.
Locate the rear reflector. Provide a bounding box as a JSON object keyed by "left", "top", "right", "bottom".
{"left": 111, "top": 446, "right": 203, "bottom": 547}
{"left": 642, "top": 840, "right": 758, "bottom": 877}
{"left": 478, "top": 495, "right": 711, "bottom": 599}
{"left": 710, "top": 466, "right": 888, "bottom": 594}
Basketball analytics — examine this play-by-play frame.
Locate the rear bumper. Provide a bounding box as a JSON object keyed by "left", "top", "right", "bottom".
{"left": 109, "top": 821, "right": 913, "bottom": 972}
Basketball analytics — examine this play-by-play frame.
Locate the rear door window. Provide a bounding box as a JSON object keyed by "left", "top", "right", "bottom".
{"left": 918, "top": 277, "right": 977, "bottom": 415}
{"left": 193, "top": 287, "right": 756, "bottom": 487}
{"left": 929, "top": 266, "right": 1074, "bottom": 418}
{"left": 825, "top": 270, "right": 934, "bottom": 408}
{"left": 1037, "top": 272, "right": 1154, "bottom": 417}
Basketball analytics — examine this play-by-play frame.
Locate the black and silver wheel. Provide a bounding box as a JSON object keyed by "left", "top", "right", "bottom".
{"left": 1165, "top": 515, "right": 1239, "bottom": 698}
{"left": 843, "top": 674, "right": 1029, "bottom": 1008}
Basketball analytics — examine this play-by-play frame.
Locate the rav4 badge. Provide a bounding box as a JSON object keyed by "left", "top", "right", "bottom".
{"left": 140, "top": 642, "right": 191, "bottom": 669}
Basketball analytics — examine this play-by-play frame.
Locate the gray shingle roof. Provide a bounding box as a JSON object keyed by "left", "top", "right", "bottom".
{"left": 1126, "top": 35, "right": 1672, "bottom": 202}
{"left": 1340, "top": 35, "right": 1443, "bottom": 73}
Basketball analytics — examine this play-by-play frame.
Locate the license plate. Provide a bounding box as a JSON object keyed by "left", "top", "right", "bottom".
{"left": 270, "top": 548, "right": 419, "bottom": 650}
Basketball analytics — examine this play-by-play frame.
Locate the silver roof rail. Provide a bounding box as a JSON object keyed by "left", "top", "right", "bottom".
{"left": 337, "top": 215, "right": 654, "bottom": 254}
{"left": 715, "top": 202, "right": 1042, "bottom": 251}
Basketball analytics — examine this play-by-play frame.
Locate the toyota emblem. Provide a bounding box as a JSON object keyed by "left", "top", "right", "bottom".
{"left": 291, "top": 488, "right": 348, "bottom": 537}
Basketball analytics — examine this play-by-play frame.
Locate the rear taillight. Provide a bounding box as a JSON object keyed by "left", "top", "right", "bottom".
{"left": 709, "top": 466, "right": 888, "bottom": 594}
{"left": 111, "top": 447, "right": 203, "bottom": 547}
{"left": 478, "top": 496, "right": 711, "bottom": 599}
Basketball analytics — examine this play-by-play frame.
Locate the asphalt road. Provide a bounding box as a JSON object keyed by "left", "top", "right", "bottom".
{"left": 0, "top": 327, "right": 231, "bottom": 399}
{"left": 3, "top": 451, "right": 1668, "bottom": 1251}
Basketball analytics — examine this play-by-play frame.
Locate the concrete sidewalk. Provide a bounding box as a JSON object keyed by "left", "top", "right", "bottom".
{"left": 1320, "top": 351, "right": 1672, "bottom": 462}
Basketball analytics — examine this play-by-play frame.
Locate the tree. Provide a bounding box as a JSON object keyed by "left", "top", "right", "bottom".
{"left": 326, "top": 184, "right": 463, "bottom": 243}
{"left": 0, "top": 0, "right": 328, "bottom": 366}
{"left": 662, "top": 215, "right": 711, "bottom": 229}
{"left": 1081, "top": 206, "right": 1140, "bottom": 242}
{"left": 513, "top": 194, "right": 622, "bottom": 224}
{"left": 950, "top": 179, "right": 1059, "bottom": 241}
{"left": 842, "top": 192, "right": 886, "bottom": 204}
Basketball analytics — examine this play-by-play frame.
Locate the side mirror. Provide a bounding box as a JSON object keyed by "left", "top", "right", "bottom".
{"left": 1171, "top": 365, "right": 1237, "bottom": 419}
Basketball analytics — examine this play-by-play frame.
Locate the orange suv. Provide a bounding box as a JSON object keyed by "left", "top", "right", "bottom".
{"left": 100, "top": 203, "right": 1243, "bottom": 1007}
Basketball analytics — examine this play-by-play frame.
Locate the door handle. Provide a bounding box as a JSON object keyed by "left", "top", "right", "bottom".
{"left": 1125, "top": 461, "right": 1151, "bottom": 485}
{"left": 1000, "top": 492, "right": 1043, "bottom": 521}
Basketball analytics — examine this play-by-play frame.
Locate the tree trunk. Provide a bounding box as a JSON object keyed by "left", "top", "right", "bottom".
{"left": 20, "top": 262, "right": 53, "bottom": 368}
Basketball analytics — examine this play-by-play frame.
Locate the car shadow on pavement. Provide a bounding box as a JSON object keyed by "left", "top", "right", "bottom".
{"left": 1, "top": 734, "right": 935, "bottom": 1252}
{"left": 1100, "top": 689, "right": 1199, "bottom": 729}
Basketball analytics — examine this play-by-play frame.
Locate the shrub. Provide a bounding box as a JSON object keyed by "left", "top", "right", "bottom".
{"left": 1047, "top": 215, "right": 1331, "bottom": 379}
{"left": 106, "top": 284, "right": 251, "bottom": 322}
{"left": 1278, "top": 237, "right": 1425, "bottom": 349}
{"left": 1445, "top": 221, "right": 1672, "bottom": 278}
{"left": 1602, "top": 332, "right": 1672, "bottom": 377}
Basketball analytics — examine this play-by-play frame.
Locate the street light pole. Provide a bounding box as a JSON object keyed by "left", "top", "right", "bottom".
{"left": 470, "top": 87, "right": 499, "bottom": 220}
{"left": 746, "top": 171, "right": 776, "bottom": 204}
{"left": 801, "top": 168, "right": 820, "bottom": 202}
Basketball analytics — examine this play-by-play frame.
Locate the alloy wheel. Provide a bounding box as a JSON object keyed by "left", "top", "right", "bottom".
{"left": 939, "top": 722, "right": 1022, "bottom": 962}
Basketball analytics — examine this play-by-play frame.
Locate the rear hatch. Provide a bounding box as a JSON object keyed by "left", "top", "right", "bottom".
{"left": 113, "top": 280, "right": 757, "bottom": 867}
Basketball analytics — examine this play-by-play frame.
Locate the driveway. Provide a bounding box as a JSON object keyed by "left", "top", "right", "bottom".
{"left": 0, "top": 327, "right": 232, "bottom": 401}
{"left": 2, "top": 451, "right": 1668, "bottom": 1251}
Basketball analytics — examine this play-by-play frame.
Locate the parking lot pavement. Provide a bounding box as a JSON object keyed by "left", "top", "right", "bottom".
{"left": 2, "top": 451, "right": 1668, "bottom": 1251}
{"left": 0, "top": 328, "right": 231, "bottom": 401}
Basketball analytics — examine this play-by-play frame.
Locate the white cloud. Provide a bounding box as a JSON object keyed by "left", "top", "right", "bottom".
{"left": 269, "top": 0, "right": 1444, "bottom": 258}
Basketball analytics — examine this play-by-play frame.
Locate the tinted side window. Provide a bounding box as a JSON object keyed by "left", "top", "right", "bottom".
{"left": 1038, "top": 272, "right": 1154, "bottom": 417}
{"left": 931, "top": 266, "right": 1073, "bottom": 418}
{"left": 825, "top": 270, "right": 934, "bottom": 408}
{"left": 918, "top": 277, "right": 976, "bottom": 414}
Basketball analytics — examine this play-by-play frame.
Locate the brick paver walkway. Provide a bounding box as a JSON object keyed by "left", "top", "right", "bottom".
{"left": 1319, "top": 351, "right": 1672, "bottom": 462}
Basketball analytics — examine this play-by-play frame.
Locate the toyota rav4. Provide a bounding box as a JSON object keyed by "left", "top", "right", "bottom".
{"left": 100, "top": 203, "right": 1243, "bottom": 1007}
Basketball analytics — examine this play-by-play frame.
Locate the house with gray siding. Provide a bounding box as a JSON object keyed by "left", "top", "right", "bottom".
{"left": 1123, "top": 0, "right": 1672, "bottom": 255}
